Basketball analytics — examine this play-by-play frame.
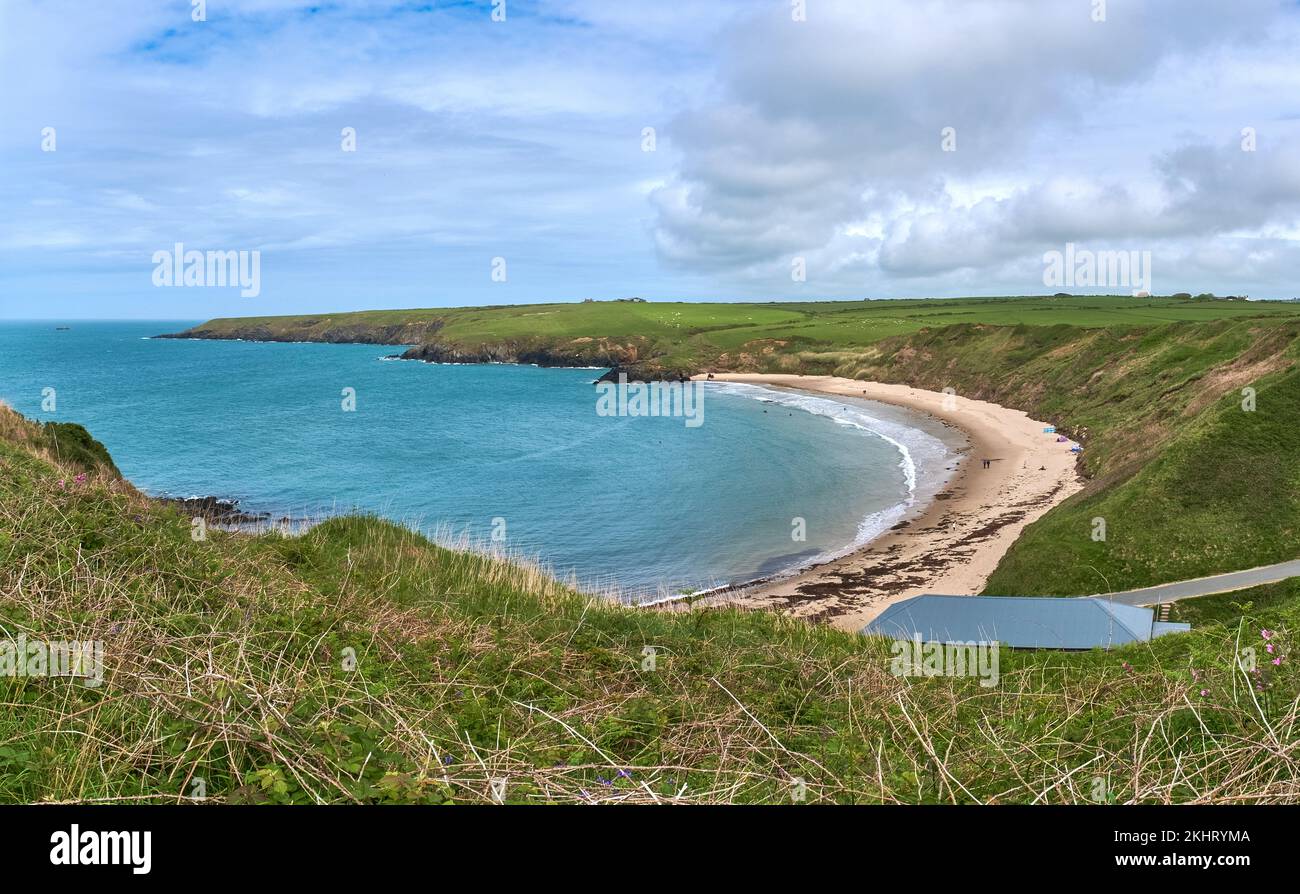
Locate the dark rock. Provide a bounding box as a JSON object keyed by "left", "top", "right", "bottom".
{"left": 159, "top": 496, "right": 269, "bottom": 525}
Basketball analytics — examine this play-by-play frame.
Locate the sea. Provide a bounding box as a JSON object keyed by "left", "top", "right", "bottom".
{"left": 0, "top": 321, "right": 961, "bottom": 601}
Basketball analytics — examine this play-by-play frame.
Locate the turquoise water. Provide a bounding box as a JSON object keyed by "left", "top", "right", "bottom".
{"left": 0, "top": 321, "right": 954, "bottom": 600}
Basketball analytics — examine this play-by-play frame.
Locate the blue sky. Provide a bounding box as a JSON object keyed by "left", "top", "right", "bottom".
{"left": 2, "top": 0, "right": 1300, "bottom": 319}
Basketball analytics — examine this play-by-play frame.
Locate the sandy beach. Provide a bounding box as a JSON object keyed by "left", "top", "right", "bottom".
{"left": 684, "top": 374, "right": 1084, "bottom": 633}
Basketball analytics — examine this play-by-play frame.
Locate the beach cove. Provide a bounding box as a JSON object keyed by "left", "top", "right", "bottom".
{"left": 684, "top": 374, "right": 1085, "bottom": 632}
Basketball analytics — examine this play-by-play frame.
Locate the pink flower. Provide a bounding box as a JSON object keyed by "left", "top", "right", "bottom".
{"left": 1267, "top": 643, "right": 1275, "bottom": 654}
{"left": 1199, "top": 689, "right": 1209, "bottom": 697}
{"left": 57, "top": 479, "right": 65, "bottom": 489}
{"left": 1262, "top": 629, "right": 1273, "bottom": 640}
{"left": 74, "top": 473, "right": 87, "bottom": 484}
{"left": 1273, "top": 657, "right": 1283, "bottom": 666}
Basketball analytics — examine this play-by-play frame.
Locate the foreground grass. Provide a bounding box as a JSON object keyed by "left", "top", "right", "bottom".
{"left": 1, "top": 406, "right": 1297, "bottom": 803}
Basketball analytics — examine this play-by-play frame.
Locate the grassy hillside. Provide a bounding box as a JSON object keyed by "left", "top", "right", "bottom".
{"left": 1, "top": 404, "right": 1298, "bottom": 803}
{"left": 165, "top": 295, "right": 1300, "bottom": 377}
{"left": 812, "top": 319, "right": 1300, "bottom": 596}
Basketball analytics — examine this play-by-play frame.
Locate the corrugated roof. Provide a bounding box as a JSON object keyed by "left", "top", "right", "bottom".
{"left": 864, "top": 595, "right": 1191, "bottom": 650}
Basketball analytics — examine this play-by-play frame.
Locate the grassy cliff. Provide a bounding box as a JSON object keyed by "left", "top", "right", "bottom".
{"left": 1, "top": 403, "right": 1298, "bottom": 803}
{"left": 163, "top": 295, "right": 1300, "bottom": 379}
{"left": 815, "top": 319, "right": 1300, "bottom": 596}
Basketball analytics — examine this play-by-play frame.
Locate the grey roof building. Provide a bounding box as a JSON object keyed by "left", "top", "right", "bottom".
{"left": 864, "top": 595, "right": 1190, "bottom": 650}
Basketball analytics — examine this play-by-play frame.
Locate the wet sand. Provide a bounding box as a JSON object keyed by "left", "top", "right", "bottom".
{"left": 681, "top": 374, "right": 1084, "bottom": 633}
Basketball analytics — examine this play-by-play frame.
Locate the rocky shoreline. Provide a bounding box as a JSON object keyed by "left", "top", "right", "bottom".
{"left": 157, "top": 495, "right": 272, "bottom": 526}
{"left": 158, "top": 324, "right": 693, "bottom": 381}
{"left": 394, "top": 340, "right": 657, "bottom": 372}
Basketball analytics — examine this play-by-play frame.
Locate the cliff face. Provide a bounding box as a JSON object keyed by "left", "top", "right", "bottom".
{"left": 158, "top": 320, "right": 693, "bottom": 379}
{"left": 159, "top": 319, "right": 446, "bottom": 345}
{"left": 0, "top": 412, "right": 123, "bottom": 479}
{"left": 398, "top": 339, "right": 635, "bottom": 368}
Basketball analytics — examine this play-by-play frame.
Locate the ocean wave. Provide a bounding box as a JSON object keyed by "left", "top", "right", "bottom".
{"left": 703, "top": 380, "right": 956, "bottom": 569}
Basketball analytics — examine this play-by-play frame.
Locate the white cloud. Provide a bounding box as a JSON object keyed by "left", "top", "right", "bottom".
{"left": 3, "top": 0, "right": 1300, "bottom": 317}
{"left": 650, "top": 0, "right": 1300, "bottom": 297}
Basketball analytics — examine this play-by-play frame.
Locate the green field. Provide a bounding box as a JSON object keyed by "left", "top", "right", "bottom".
{"left": 174, "top": 295, "right": 1300, "bottom": 375}
{"left": 1, "top": 404, "right": 1297, "bottom": 803}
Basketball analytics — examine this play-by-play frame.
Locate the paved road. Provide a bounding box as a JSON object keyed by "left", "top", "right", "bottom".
{"left": 1094, "top": 559, "right": 1300, "bottom": 606}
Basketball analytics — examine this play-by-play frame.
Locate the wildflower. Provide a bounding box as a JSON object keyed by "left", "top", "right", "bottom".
{"left": 1273, "top": 657, "right": 1283, "bottom": 666}
{"left": 1262, "top": 629, "right": 1273, "bottom": 640}
{"left": 57, "top": 479, "right": 65, "bottom": 489}
{"left": 617, "top": 769, "right": 632, "bottom": 779}
{"left": 74, "top": 473, "right": 87, "bottom": 484}
{"left": 1267, "top": 643, "right": 1275, "bottom": 654}
{"left": 1199, "top": 689, "right": 1209, "bottom": 697}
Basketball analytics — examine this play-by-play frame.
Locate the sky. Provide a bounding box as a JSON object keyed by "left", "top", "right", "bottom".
{"left": 2, "top": 0, "right": 1300, "bottom": 319}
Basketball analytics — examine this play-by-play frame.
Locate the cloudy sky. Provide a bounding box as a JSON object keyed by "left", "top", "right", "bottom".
{"left": 2, "top": 0, "right": 1299, "bottom": 319}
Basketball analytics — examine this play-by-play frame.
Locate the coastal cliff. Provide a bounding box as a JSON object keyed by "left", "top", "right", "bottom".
{"left": 158, "top": 317, "right": 446, "bottom": 345}
{"left": 394, "top": 337, "right": 689, "bottom": 380}
{"left": 160, "top": 310, "right": 697, "bottom": 380}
